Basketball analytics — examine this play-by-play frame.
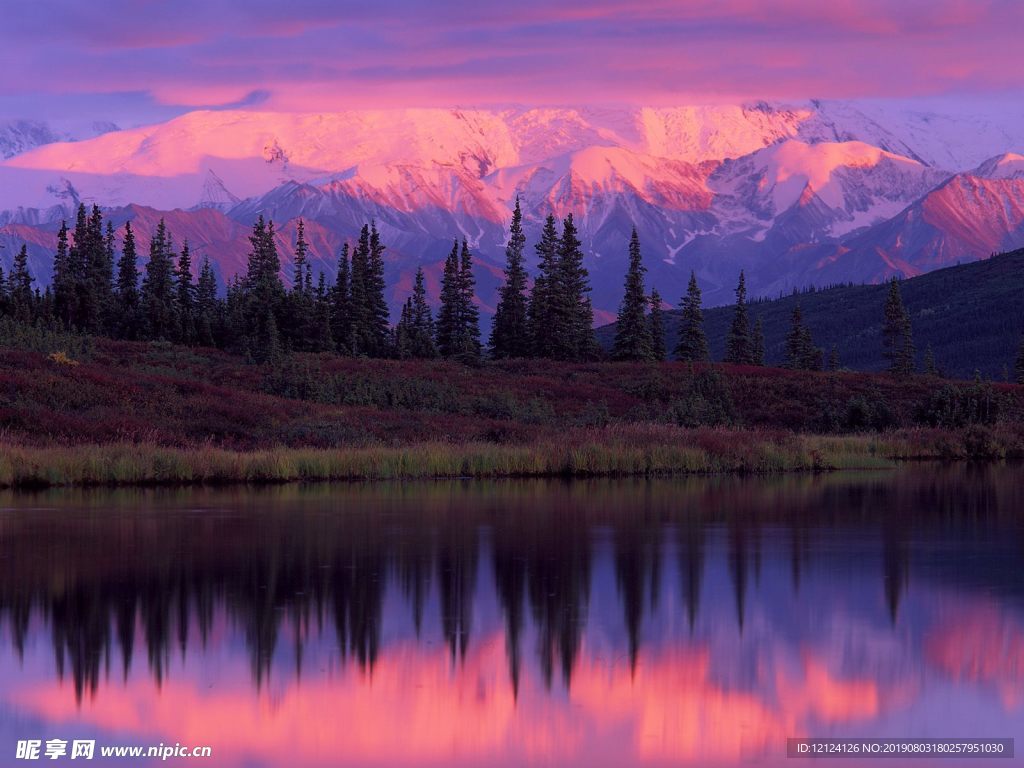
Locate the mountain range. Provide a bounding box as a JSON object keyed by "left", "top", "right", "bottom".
{"left": 1, "top": 101, "right": 1023, "bottom": 319}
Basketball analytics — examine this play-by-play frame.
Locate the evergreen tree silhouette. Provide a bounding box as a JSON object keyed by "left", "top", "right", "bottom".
{"left": 675, "top": 271, "right": 709, "bottom": 362}
{"left": 141, "top": 219, "right": 178, "bottom": 340}
{"left": 527, "top": 214, "right": 560, "bottom": 358}
{"left": 612, "top": 227, "right": 653, "bottom": 361}
{"left": 649, "top": 288, "right": 666, "bottom": 362}
{"left": 115, "top": 222, "right": 141, "bottom": 338}
{"left": 489, "top": 197, "right": 530, "bottom": 359}
{"left": 724, "top": 271, "right": 752, "bottom": 364}
{"left": 883, "top": 278, "right": 915, "bottom": 376}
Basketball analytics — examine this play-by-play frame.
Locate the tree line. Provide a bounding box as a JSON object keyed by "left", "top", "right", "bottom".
{"left": 0, "top": 200, "right": 596, "bottom": 365}
{"left": 603, "top": 221, "right": 929, "bottom": 379}
{"left": 1, "top": 200, "right": 1022, "bottom": 380}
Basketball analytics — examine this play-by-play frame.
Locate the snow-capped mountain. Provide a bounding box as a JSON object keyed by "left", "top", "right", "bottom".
{"left": 0, "top": 119, "right": 119, "bottom": 160}
{"left": 1, "top": 100, "right": 1023, "bottom": 312}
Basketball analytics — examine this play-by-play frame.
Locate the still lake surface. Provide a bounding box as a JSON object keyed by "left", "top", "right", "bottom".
{"left": 1, "top": 466, "right": 1022, "bottom": 766}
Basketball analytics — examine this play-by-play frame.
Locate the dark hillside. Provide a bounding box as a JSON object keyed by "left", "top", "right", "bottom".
{"left": 599, "top": 249, "right": 1024, "bottom": 379}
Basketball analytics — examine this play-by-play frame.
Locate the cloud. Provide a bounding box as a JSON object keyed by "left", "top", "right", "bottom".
{"left": 0, "top": 0, "right": 1021, "bottom": 122}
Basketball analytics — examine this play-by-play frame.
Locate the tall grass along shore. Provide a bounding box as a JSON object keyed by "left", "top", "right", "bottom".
{"left": 2, "top": 424, "right": 1020, "bottom": 489}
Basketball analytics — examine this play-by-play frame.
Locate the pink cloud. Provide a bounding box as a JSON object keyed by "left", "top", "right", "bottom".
{"left": 0, "top": 0, "right": 1021, "bottom": 121}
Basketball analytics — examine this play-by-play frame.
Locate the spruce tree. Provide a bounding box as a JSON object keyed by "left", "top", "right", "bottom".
{"left": 612, "top": 227, "right": 653, "bottom": 361}
{"left": 751, "top": 315, "right": 766, "bottom": 366}
{"left": 141, "top": 219, "right": 178, "bottom": 340}
{"left": 101, "top": 221, "right": 117, "bottom": 332}
{"left": 828, "top": 345, "right": 841, "bottom": 372}
{"left": 436, "top": 241, "right": 462, "bottom": 360}
{"left": 312, "top": 271, "right": 334, "bottom": 353}
{"left": 176, "top": 241, "right": 196, "bottom": 344}
{"left": 364, "top": 222, "right": 390, "bottom": 356}
{"left": 1015, "top": 336, "right": 1024, "bottom": 385}
{"left": 52, "top": 221, "right": 75, "bottom": 327}
{"left": 292, "top": 219, "right": 308, "bottom": 294}
{"left": 553, "top": 213, "right": 595, "bottom": 360}
{"left": 436, "top": 240, "right": 480, "bottom": 363}
{"left": 8, "top": 244, "right": 34, "bottom": 322}
{"left": 243, "top": 216, "right": 286, "bottom": 359}
{"left": 73, "top": 204, "right": 112, "bottom": 334}
{"left": 882, "top": 278, "right": 915, "bottom": 376}
{"left": 649, "top": 289, "right": 666, "bottom": 362}
{"left": 458, "top": 239, "right": 481, "bottom": 363}
{"left": 924, "top": 344, "right": 938, "bottom": 376}
{"left": 393, "top": 298, "right": 416, "bottom": 359}
{"left": 674, "top": 271, "right": 708, "bottom": 362}
{"left": 348, "top": 222, "right": 389, "bottom": 356}
{"left": 115, "top": 221, "right": 140, "bottom": 338}
{"left": 724, "top": 271, "right": 752, "bottom": 364}
{"left": 527, "top": 214, "right": 559, "bottom": 358}
{"left": 785, "top": 303, "right": 817, "bottom": 370}
{"left": 348, "top": 227, "right": 369, "bottom": 353}
{"left": 408, "top": 266, "right": 437, "bottom": 359}
{"left": 67, "top": 204, "right": 90, "bottom": 330}
{"left": 489, "top": 197, "right": 530, "bottom": 359}
{"left": 331, "top": 243, "right": 352, "bottom": 354}
{"left": 69, "top": 204, "right": 91, "bottom": 330}
{"left": 195, "top": 256, "right": 218, "bottom": 347}
{"left": 222, "top": 277, "right": 248, "bottom": 353}
{"left": 286, "top": 219, "right": 315, "bottom": 351}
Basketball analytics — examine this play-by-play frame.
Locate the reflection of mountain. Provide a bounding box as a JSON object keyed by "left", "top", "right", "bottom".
{"left": 0, "top": 467, "right": 1022, "bottom": 707}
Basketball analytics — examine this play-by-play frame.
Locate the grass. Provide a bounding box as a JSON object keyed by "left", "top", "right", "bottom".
{"left": 1, "top": 331, "right": 1022, "bottom": 489}
{"left": 0, "top": 425, "right": 947, "bottom": 489}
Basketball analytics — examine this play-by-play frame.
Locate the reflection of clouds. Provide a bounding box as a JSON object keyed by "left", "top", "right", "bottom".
{"left": 4, "top": 471, "right": 1024, "bottom": 767}
{"left": 5, "top": 561, "right": 1024, "bottom": 766}
{"left": 925, "top": 602, "right": 1024, "bottom": 710}
{"left": 570, "top": 647, "right": 794, "bottom": 763}
{"left": 7, "top": 634, "right": 905, "bottom": 768}
{"left": 11, "top": 633, "right": 578, "bottom": 768}
{"left": 777, "top": 656, "right": 879, "bottom": 724}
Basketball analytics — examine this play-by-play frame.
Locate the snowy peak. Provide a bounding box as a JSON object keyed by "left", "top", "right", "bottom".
{"left": 1, "top": 101, "right": 1021, "bottom": 216}
{"left": 196, "top": 169, "right": 241, "bottom": 210}
{"left": 2, "top": 100, "right": 1024, "bottom": 313}
{"left": 969, "top": 153, "right": 1024, "bottom": 180}
{"left": 492, "top": 146, "right": 712, "bottom": 218}
{"left": 0, "top": 119, "right": 120, "bottom": 160}
{"left": 711, "top": 140, "right": 948, "bottom": 239}
{"left": 636, "top": 103, "right": 814, "bottom": 162}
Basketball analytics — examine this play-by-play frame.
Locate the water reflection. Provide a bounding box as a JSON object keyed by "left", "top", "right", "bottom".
{"left": 1, "top": 466, "right": 1023, "bottom": 766}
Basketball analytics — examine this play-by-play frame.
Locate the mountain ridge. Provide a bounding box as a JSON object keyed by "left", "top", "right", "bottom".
{"left": 1, "top": 100, "right": 1022, "bottom": 315}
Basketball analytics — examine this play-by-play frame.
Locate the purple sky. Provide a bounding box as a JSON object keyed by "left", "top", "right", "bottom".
{"left": 1, "top": 0, "right": 1022, "bottom": 125}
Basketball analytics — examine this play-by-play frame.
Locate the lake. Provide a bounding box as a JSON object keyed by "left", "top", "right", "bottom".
{"left": 1, "top": 466, "right": 1022, "bottom": 766}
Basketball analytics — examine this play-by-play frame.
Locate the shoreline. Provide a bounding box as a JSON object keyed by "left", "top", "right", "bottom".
{"left": 2, "top": 426, "right": 1018, "bottom": 490}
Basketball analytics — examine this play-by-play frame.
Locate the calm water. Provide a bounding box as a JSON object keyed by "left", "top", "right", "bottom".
{"left": 1, "top": 466, "right": 1023, "bottom": 766}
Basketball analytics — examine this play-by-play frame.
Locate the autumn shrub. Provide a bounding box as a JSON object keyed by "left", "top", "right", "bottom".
{"left": 667, "top": 369, "right": 736, "bottom": 428}
{"left": 915, "top": 382, "right": 1001, "bottom": 428}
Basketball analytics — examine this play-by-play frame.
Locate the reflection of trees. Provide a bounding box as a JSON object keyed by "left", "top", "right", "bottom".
{"left": 0, "top": 465, "right": 1019, "bottom": 701}
{"left": 678, "top": 513, "right": 705, "bottom": 632}
{"left": 882, "top": 518, "right": 910, "bottom": 625}
{"left": 395, "top": 526, "right": 433, "bottom": 637}
{"left": 51, "top": 587, "right": 109, "bottom": 701}
{"left": 527, "top": 507, "right": 591, "bottom": 690}
{"left": 492, "top": 527, "right": 527, "bottom": 698}
{"left": 438, "top": 519, "right": 477, "bottom": 662}
{"left": 614, "top": 492, "right": 663, "bottom": 671}
{"left": 728, "top": 520, "right": 749, "bottom": 633}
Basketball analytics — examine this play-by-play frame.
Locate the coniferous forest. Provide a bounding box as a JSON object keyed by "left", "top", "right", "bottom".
{"left": 1, "top": 198, "right": 1024, "bottom": 487}
{"left": 3, "top": 196, "right": 1023, "bottom": 378}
